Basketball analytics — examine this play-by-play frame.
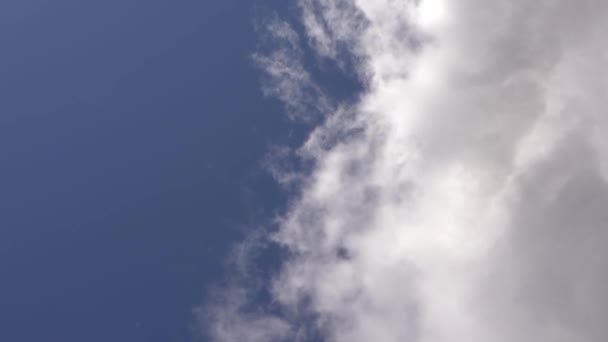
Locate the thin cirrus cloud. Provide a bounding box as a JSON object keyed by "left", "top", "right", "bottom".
{"left": 205, "top": 0, "right": 608, "bottom": 341}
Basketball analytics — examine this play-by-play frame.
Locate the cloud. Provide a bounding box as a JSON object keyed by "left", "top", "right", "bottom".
{"left": 252, "top": 17, "right": 333, "bottom": 122}
{"left": 205, "top": 1, "right": 608, "bottom": 341}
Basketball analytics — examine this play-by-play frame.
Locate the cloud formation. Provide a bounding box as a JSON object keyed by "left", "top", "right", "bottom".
{"left": 206, "top": 1, "right": 608, "bottom": 341}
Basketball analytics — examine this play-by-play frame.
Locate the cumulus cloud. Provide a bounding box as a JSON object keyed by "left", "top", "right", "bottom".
{"left": 205, "top": 1, "right": 608, "bottom": 341}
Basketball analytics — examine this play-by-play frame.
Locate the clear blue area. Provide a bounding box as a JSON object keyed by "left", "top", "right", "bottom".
{"left": 0, "top": 1, "right": 360, "bottom": 341}
{"left": 0, "top": 1, "right": 294, "bottom": 341}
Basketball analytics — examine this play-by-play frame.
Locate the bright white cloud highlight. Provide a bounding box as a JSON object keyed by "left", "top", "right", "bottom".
{"left": 206, "top": 1, "right": 608, "bottom": 341}
{"left": 416, "top": 0, "right": 447, "bottom": 31}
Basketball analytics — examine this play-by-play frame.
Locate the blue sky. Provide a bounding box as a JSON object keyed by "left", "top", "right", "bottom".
{"left": 1, "top": 1, "right": 305, "bottom": 341}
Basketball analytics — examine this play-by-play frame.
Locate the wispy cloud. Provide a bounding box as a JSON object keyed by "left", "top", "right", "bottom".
{"left": 205, "top": 1, "right": 608, "bottom": 341}
{"left": 252, "top": 17, "right": 332, "bottom": 121}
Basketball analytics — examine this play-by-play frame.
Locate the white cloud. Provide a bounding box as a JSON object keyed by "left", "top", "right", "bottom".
{"left": 206, "top": 1, "right": 608, "bottom": 341}
{"left": 252, "top": 17, "right": 333, "bottom": 121}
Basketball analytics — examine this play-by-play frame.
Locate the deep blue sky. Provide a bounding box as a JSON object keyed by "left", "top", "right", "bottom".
{"left": 0, "top": 1, "right": 306, "bottom": 341}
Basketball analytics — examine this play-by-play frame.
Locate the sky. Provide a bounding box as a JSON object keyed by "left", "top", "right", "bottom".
{"left": 4, "top": 1, "right": 608, "bottom": 342}
{"left": 0, "top": 1, "right": 302, "bottom": 341}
